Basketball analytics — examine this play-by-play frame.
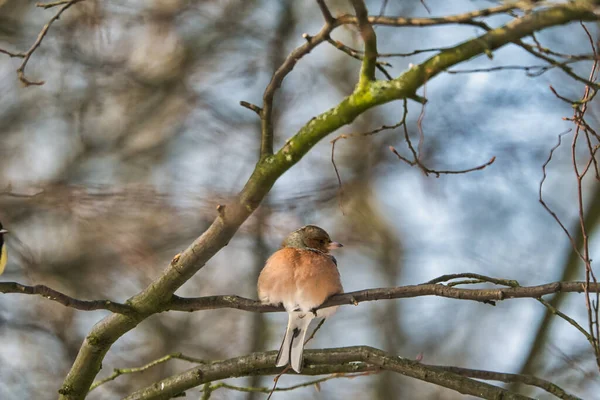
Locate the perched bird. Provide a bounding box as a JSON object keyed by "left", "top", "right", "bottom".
{"left": 257, "top": 225, "right": 343, "bottom": 373}
{"left": 0, "top": 221, "right": 8, "bottom": 275}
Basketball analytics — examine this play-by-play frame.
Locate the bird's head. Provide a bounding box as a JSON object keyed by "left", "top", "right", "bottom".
{"left": 282, "top": 225, "right": 343, "bottom": 253}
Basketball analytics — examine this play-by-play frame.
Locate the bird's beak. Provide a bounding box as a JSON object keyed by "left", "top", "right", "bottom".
{"left": 328, "top": 241, "right": 343, "bottom": 249}
{"left": 0, "top": 229, "right": 8, "bottom": 235}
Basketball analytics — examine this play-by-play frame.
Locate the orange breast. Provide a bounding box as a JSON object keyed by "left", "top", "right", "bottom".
{"left": 257, "top": 247, "right": 343, "bottom": 311}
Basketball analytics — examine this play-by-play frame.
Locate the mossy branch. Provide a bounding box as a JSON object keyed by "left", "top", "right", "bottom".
{"left": 121, "top": 346, "right": 578, "bottom": 400}
{"left": 350, "top": 0, "right": 378, "bottom": 86}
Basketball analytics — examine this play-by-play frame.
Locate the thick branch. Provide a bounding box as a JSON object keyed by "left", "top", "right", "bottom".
{"left": 166, "top": 281, "right": 600, "bottom": 312}
{"left": 350, "top": 0, "right": 377, "bottom": 85}
{"left": 123, "top": 347, "right": 535, "bottom": 400}
{"left": 59, "top": 4, "right": 600, "bottom": 399}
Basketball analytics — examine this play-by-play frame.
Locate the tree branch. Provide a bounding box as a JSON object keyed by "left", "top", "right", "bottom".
{"left": 58, "top": 3, "right": 600, "bottom": 399}
{"left": 166, "top": 281, "right": 600, "bottom": 312}
{"left": 0, "top": 282, "right": 136, "bottom": 314}
{"left": 338, "top": 2, "right": 530, "bottom": 29}
{"left": 259, "top": 1, "right": 336, "bottom": 158}
{"left": 2, "top": 279, "right": 598, "bottom": 314}
{"left": 435, "top": 366, "right": 582, "bottom": 400}
{"left": 123, "top": 346, "right": 539, "bottom": 400}
{"left": 350, "top": 0, "right": 378, "bottom": 85}
{"left": 0, "top": 0, "right": 86, "bottom": 86}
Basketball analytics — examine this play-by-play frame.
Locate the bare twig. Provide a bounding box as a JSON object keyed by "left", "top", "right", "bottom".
{"left": 536, "top": 297, "right": 596, "bottom": 351}
{"left": 330, "top": 114, "right": 408, "bottom": 213}
{"left": 0, "top": 0, "right": 86, "bottom": 86}
{"left": 259, "top": 1, "right": 337, "bottom": 157}
{"left": 36, "top": 0, "right": 77, "bottom": 8}
{"left": 240, "top": 101, "right": 262, "bottom": 116}
{"left": 326, "top": 38, "right": 393, "bottom": 80}
{"left": 0, "top": 282, "right": 135, "bottom": 314}
{"left": 90, "top": 353, "right": 208, "bottom": 391}
{"left": 338, "top": 3, "right": 526, "bottom": 30}
{"left": 202, "top": 371, "right": 378, "bottom": 395}
{"left": 541, "top": 22, "right": 600, "bottom": 368}
{"left": 574, "top": 22, "right": 600, "bottom": 368}
{"left": 430, "top": 273, "right": 598, "bottom": 358}
{"left": 378, "top": 47, "right": 449, "bottom": 57}
{"left": 448, "top": 60, "right": 589, "bottom": 77}
{"left": 427, "top": 273, "right": 519, "bottom": 287}
{"left": 530, "top": 31, "right": 596, "bottom": 61}
{"left": 304, "top": 318, "right": 326, "bottom": 345}
{"left": 390, "top": 146, "right": 495, "bottom": 177}
{"left": 539, "top": 129, "right": 582, "bottom": 257}
{"left": 416, "top": 81, "right": 427, "bottom": 158}
{"left": 513, "top": 39, "right": 600, "bottom": 90}
{"left": 267, "top": 365, "right": 291, "bottom": 400}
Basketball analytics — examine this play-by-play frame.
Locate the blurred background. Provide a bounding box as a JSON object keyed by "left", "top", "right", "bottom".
{"left": 0, "top": 0, "right": 599, "bottom": 399}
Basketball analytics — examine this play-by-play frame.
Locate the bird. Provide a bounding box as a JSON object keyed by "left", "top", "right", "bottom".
{"left": 0, "top": 221, "right": 8, "bottom": 275}
{"left": 257, "top": 225, "right": 344, "bottom": 373}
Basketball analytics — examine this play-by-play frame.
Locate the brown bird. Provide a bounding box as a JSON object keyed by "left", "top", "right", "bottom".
{"left": 257, "top": 225, "right": 343, "bottom": 373}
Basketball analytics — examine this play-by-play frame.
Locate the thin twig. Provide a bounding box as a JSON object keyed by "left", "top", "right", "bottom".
{"left": 378, "top": 47, "right": 449, "bottom": 57}
{"left": 304, "top": 318, "right": 326, "bottom": 345}
{"left": 330, "top": 115, "right": 408, "bottom": 213}
{"left": 202, "top": 371, "right": 378, "bottom": 395}
{"left": 538, "top": 130, "right": 583, "bottom": 257}
{"left": 513, "top": 39, "right": 600, "bottom": 90}
{"left": 448, "top": 60, "right": 588, "bottom": 77}
{"left": 536, "top": 297, "right": 595, "bottom": 350}
{"left": 259, "top": 0, "right": 338, "bottom": 157}
{"left": 575, "top": 22, "right": 600, "bottom": 368}
{"left": 416, "top": 81, "right": 427, "bottom": 159}
{"left": 432, "top": 273, "right": 598, "bottom": 359}
{"left": 36, "top": 0, "right": 77, "bottom": 8}
{"left": 90, "top": 353, "right": 208, "bottom": 391}
{"left": 326, "top": 38, "right": 393, "bottom": 80}
{"left": 8, "top": 0, "right": 86, "bottom": 85}
{"left": 338, "top": 3, "right": 526, "bottom": 30}
{"left": 390, "top": 146, "right": 495, "bottom": 177}
{"left": 0, "top": 282, "right": 135, "bottom": 314}
{"left": 267, "top": 365, "right": 291, "bottom": 400}
{"left": 240, "top": 101, "right": 262, "bottom": 116}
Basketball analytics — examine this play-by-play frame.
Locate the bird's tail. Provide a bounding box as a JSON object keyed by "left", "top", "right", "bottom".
{"left": 276, "top": 311, "right": 314, "bottom": 373}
